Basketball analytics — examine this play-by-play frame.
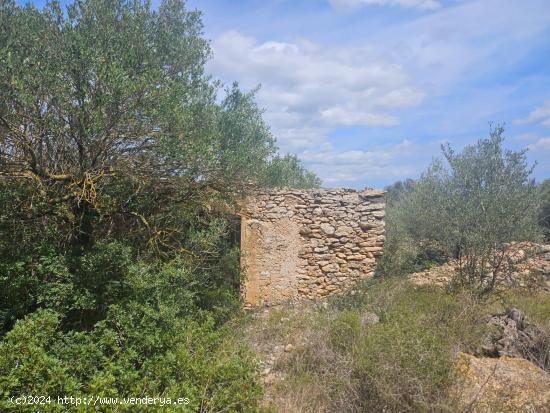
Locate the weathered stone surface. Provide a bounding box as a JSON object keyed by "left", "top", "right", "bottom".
{"left": 455, "top": 353, "right": 550, "bottom": 412}
{"left": 320, "top": 223, "right": 335, "bottom": 236}
{"left": 334, "top": 226, "right": 353, "bottom": 237}
{"left": 321, "top": 263, "right": 339, "bottom": 273}
{"left": 409, "top": 242, "right": 550, "bottom": 292}
{"left": 477, "top": 308, "right": 548, "bottom": 364}
{"left": 360, "top": 221, "right": 378, "bottom": 230}
{"left": 240, "top": 188, "right": 386, "bottom": 306}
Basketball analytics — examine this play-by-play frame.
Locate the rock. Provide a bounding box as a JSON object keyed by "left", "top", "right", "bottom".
{"left": 299, "top": 228, "right": 313, "bottom": 237}
{"left": 320, "top": 223, "right": 335, "bottom": 236}
{"left": 334, "top": 226, "right": 353, "bottom": 237}
{"left": 321, "top": 263, "right": 339, "bottom": 273}
{"left": 363, "top": 203, "right": 385, "bottom": 211}
{"left": 360, "top": 312, "right": 380, "bottom": 329}
{"left": 360, "top": 221, "right": 378, "bottom": 230}
{"left": 508, "top": 308, "right": 526, "bottom": 329}
{"left": 455, "top": 353, "right": 550, "bottom": 412}
{"left": 478, "top": 308, "right": 544, "bottom": 360}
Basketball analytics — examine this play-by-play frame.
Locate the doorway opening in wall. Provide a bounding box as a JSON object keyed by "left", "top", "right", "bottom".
{"left": 225, "top": 215, "right": 242, "bottom": 291}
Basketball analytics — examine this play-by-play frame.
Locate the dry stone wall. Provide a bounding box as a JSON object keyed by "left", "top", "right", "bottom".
{"left": 240, "top": 188, "right": 385, "bottom": 307}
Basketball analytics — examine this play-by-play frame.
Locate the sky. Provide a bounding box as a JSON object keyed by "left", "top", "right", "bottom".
{"left": 184, "top": 0, "right": 550, "bottom": 188}
{"left": 21, "top": 0, "right": 550, "bottom": 188}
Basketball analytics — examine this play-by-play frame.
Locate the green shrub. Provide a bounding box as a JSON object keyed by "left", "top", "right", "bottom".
{"left": 0, "top": 310, "right": 80, "bottom": 412}
{"left": 0, "top": 309, "right": 261, "bottom": 412}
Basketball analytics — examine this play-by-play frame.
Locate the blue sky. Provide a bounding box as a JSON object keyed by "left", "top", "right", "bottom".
{"left": 22, "top": 0, "right": 550, "bottom": 188}
{"left": 185, "top": 0, "right": 550, "bottom": 188}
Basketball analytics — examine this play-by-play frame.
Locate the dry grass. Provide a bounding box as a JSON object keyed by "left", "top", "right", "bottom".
{"left": 235, "top": 278, "right": 550, "bottom": 412}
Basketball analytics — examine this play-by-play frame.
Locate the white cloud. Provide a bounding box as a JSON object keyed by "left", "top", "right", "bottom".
{"left": 330, "top": 0, "right": 441, "bottom": 11}
{"left": 211, "top": 30, "right": 424, "bottom": 152}
{"left": 206, "top": 0, "right": 550, "bottom": 187}
{"left": 527, "top": 137, "right": 550, "bottom": 151}
{"left": 513, "top": 100, "right": 550, "bottom": 127}
{"left": 300, "top": 139, "right": 438, "bottom": 185}
{"left": 513, "top": 132, "right": 539, "bottom": 141}
{"left": 372, "top": 0, "right": 550, "bottom": 102}
{"left": 320, "top": 107, "right": 399, "bottom": 126}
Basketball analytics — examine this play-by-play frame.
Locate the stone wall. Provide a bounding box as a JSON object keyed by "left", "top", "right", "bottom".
{"left": 240, "top": 188, "right": 385, "bottom": 307}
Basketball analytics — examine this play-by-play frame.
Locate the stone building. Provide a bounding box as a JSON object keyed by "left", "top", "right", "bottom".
{"left": 240, "top": 188, "right": 385, "bottom": 307}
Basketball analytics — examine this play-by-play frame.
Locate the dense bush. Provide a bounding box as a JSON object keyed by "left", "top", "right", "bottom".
{"left": 0, "top": 309, "right": 262, "bottom": 412}
{"left": 0, "top": 238, "right": 262, "bottom": 411}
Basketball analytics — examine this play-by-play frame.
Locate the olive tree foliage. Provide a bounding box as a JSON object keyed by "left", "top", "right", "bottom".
{"left": 260, "top": 154, "right": 321, "bottom": 189}
{"left": 0, "top": 0, "right": 318, "bottom": 252}
{"left": 380, "top": 126, "right": 542, "bottom": 293}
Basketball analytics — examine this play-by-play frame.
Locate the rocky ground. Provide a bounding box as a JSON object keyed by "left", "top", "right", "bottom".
{"left": 239, "top": 245, "right": 550, "bottom": 412}
{"left": 454, "top": 307, "right": 550, "bottom": 412}
{"left": 409, "top": 242, "right": 550, "bottom": 291}
{"left": 247, "top": 305, "right": 550, "bottom": 413}
{"left": 240, "top": 304, "right": 306, "bottom": 408}
{"left": 409, "top": 244, "right": 550, "bottom": 412}
{"left": 456, "top": 352, "right": 550, "bottom": 412}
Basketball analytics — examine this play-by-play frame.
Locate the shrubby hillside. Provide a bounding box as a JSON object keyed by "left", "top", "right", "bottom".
{"left": 1, "top": 0, "right": 549, "bottom": 412}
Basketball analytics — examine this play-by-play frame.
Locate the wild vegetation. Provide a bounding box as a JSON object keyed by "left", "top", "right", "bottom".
{"left": 240, "top": 278, "right": 550, "bottom": 412}
{"left": 0, "top": 0, "right": 318, "bottom": 411}
{"left": 239, "top": 130, "right": 550, "bottom": 412}
{"left": 1, "top": 0, "right": 549, "bottom": 412}
{"left": 379, "top": 126, "right": 543, "bottom": 293}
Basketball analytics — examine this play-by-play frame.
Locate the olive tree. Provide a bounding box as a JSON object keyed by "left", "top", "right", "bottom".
{"left": 260, "top": 154, "right": 321, "bottom": 189}
{"left": 385, "top": 126, "right": 542, "bottom": 293}
{"left": 0, "top": 0, "right": 320, "bottom": 330}
{"left": 0, "top": 0, "right": 318, "bottom": 252}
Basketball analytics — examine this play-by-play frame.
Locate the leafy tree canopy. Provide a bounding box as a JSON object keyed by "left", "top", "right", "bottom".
{"left": 380, "top": 126, "right": 542, "bottom": 292}
{"left": 0, "top": 0, "right": 319, "bottom": 254}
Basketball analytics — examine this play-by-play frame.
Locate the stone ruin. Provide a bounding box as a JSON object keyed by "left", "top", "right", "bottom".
{"left": 239, "top": 188, "right": 386, "bottom": 307}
